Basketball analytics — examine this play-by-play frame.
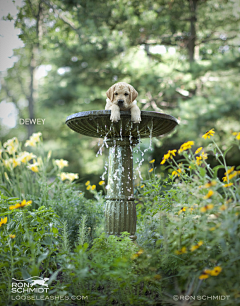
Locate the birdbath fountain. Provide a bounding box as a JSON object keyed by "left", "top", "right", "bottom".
{"left": 66, "top": 110, "right": 178, "bottom": 241}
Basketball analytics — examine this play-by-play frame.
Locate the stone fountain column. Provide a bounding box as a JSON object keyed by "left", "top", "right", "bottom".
{"left": 65, "top": 110, "right": 178, "bottom": 241}
{"left": 105, "top": 137, "right": 138, "bottom": 241}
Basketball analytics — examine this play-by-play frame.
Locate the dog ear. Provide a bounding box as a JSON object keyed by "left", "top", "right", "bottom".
{"left": 128, "top": 85, "right": 138, "bottom": 102}
{"left": 106, "top": 85, "right": 115, "bottom": 101}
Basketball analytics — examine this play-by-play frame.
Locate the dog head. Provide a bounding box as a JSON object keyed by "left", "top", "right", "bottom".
{"left": 106, "top": 82, "right": 138, "bottom": 110}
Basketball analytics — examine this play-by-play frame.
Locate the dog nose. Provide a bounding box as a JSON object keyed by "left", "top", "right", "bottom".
{"left": 118, "top": 99, "right": 124, "bottom": 106}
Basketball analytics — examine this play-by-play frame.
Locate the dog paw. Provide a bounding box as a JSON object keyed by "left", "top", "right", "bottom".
{"left": 110, "top": 113, "right": 120, "bottom": 122}
{"left": 131, "top": 115, "right": 141, "bottom": 123}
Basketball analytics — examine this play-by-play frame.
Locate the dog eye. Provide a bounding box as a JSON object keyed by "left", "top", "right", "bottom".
{"left": 114, "top": 92, "right": 118, "bottom": 95}
{"left": 124, "top": 93, "right": 129, "bottom": 96}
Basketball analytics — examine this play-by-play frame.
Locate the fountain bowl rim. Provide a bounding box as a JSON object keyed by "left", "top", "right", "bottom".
{"left": 66, "top": 110, "right": 179, "bottom": 124}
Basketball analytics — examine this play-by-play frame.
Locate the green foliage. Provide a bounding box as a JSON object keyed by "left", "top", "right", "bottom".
{"left": 0, "top": 192, "right": 60, "bottom": 304}
{"left": 135, "top": 131, "right": 240, "bottom": 305}
{"left": 0, "top": 131, "right": 240, "bottom": 305}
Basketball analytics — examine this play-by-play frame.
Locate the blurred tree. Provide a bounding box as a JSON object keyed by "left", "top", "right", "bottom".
{"left": 1, "top": 0, "right": 240, "bottom": 181}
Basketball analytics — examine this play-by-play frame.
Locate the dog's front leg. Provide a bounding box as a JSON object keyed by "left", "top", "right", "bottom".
{"left": 110, "top": 104, "right": 121, "bottom": 122}
{"left": 130, "top": 105, "right": 141, "bottom": 123}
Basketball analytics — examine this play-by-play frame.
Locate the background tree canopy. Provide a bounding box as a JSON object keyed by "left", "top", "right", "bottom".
{"left": 1, "top": 0, "right": 240, "bottom": 187}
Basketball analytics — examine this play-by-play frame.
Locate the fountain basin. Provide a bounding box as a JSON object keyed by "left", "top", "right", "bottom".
{"left": 66, "top": 110, "right": 178, "bottom": 138}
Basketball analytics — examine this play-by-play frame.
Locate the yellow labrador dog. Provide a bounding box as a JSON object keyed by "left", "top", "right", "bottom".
{"left": 105, "top": 82, "right": 141, "bottom": 123}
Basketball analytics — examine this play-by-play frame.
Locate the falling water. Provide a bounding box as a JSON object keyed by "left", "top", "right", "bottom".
{"left": 101, "top": 159, "right": 108, "bottom": 181}
{"left": 96, "top": 117, "right": 154, "bottom": 184}
{"left": 133, "top": 125, "right": 145, "bottom": 180}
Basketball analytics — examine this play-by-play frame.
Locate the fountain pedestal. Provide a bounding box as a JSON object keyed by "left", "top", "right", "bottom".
{"left": 105, "top": 137, "right": 138, "bottom": 240}
{"left": 66, "top": 110, "right": 178, "bottom": 240}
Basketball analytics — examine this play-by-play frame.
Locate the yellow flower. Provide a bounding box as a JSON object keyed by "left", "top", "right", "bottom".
{"left": 18, "top": 152, "right": 36, "bottom": 163}
{"left": 140, "top": 184, "right": 145, "bottom": 188}
{"left": 196, "top": 156, "right": 202, "bottom": 165}
{"left": 228, "top": 172, "right": 238, "bottom": 180}
{"left": 204, "top": 181, "right": 217, "bottom": 188}
{"left": 55, "top": 159, "right": 69, "bottom": 170}
{"left": 60, "top": 172, "right": 68, "bottom": 181}
{"left": 62, "top": 173, "right": 79, "bottom": 182}
{"left": 172, "top": 168, "right": 182, "bottom": 177}
{"left": 25, "top": 132, "right": 42, "bottom": 147}
{"left": 199, "top": 268, "right": 212, "bottom": 280}
{"left": 220, "top": 205, "right": 227, "bottom": 211}
{"left": 210, "top": 266, "right": 222, "bottom": 276}
{"left": 4, "top": 137, "right": 18, "bottom": 147}
{"left": 225, "top": 166, "right": 235, "bottom": 175}
{"left": 200, "top": 204, "right": 214, "bottom": 212}
{"left": 153, "top": 274, "right": 161, "bottom": 280}
{"left": 149, "top": 168, "right": 153, "bottom": 173}
{"left": 25, "top": 139, "right": 37, "bottom": 147}
{"left": 9, "top": 234, "right": 16, "bottom": 239}
{"left": 222, "top": 176, "right": 227, "bottom": 182}
{"left": 67, "top": 173, "right": 78, "bottom": 182}
{"left": 223, "top": 183, "right": 233, "bottom": 188}
{"left": 3, "top": 137, "right": 19, "bottom": 154}
{"left": 191, "top": 245, "right": 198, "bottom": 252}
{"left": 85, "top": 181, "right": 90, "bottom": 186}
{"left": 178, "top": 141, "right": 194, "bottom": 154}
{"left": 86, "top": 185, "right": 91, "bottom": 190}
{"left": 201, "top": 152, "right": 208, "bottom": 160}
{"left": 232, "top": 132, "right": 240, "bottom": 140}
{"left": 203, "top": 190, "right": 214, "bottom": 199}
{"left": 3, "top": 158, "right": 20, "bottom": 168}
{"left": 178, "top": 207, "right": 187, "bottom": 215}
{"left": 202, "top": 129, "right": 215, "bottom": 139}
{"left": 9, "top": 199, "right": 32, "bottom": 210}
{"left": 190, "top": 245, "right": 199, "bottom": 252}
{"left": 31, "top": 132, "right": 42, "bottom": 142}
{"left": 160, "top": 150, "right": 177, "bottom": 164}
{"left": 190, "top": 241, "right": 203, "bottom": 252}
{"left": 12, "top": 158, "right": 20, "bottom": 168}
{"left": 91, "top": 185, "right": 96, "bottom": 190}
{"left": 27, "top": 162, "right": 39, "bottom": 173}
{"left": 160, "top": 158, "right": 166, "bottom": 165}
{"left": 199, "top": 273, "right": 209, "bottom": 280}
{"left": 175, "top": 246, "right": 187, "bottom": 255}
{"left": 195, "top": 147, "right": 202, "bottom": 154}
{"left": 209, "top": 227, "right": 216, "bottom": 231}
{"left": 169, "top": 149, "right": 177, "bottom": 158}
{"left": 99, "top": 181, "right": 105, "bottom": 185}
{"left": 149, "top": 159, "right": 155, "bottom": 163}
{"left": 131, "top": 249, "right": 144, "bottom": 259}
{"left": 6, "top": 145, "right": 17, "bottom": 155}
{"left": 0, "top": 217, "right": 7, "bottom": 227}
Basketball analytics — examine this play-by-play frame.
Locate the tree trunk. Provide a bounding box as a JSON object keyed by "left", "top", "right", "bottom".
{"left": 27, "top": 0, "right": 43, "bottom": 138}
{"left": 28, "top": 47, "right": 36, "bottom": 138}
{"left": 188, "top": 0, "right": 198, "bottom": 62}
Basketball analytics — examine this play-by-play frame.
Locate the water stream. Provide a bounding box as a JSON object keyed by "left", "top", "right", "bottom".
{"left": 96, "top": 118, "right": 154, "bottom": 184}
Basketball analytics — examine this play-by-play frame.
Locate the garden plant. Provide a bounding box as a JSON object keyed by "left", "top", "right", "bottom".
{"left": 0, "top": 129, "right": 240, "bottom": 305}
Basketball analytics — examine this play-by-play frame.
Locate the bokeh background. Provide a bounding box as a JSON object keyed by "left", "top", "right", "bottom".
{"left": 1, "top": 0, "right": 240, "bottom": 188}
